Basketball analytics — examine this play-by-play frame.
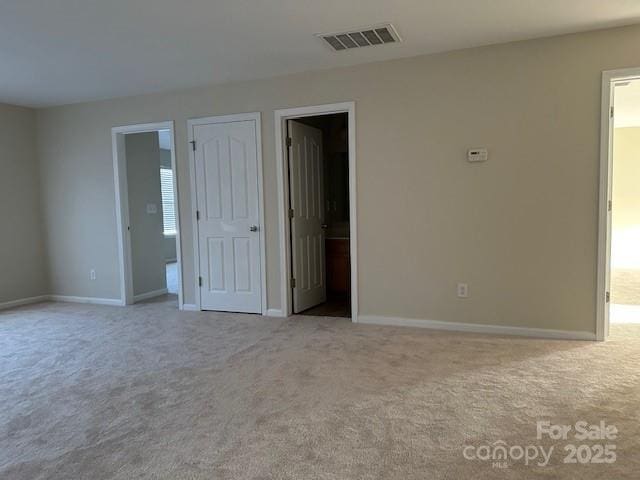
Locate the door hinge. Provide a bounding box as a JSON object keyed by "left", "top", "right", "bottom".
{"left": 288, "top": 208, "right": 294, "bottom": 219}
{"left": 196, "top": 210, "right": 200, "bottom": 221}
{"left": 606, "top": 291, "right": 610, "bottom": 303}
{"left": 610, "top": 106, "right": 614, "bottom": 118}
{"left": 291, "top": 277, "right": 296, "bottom": 288}
{"left": 286, "top": 137, "right": 292, "bottom": 147}
{"left": 190, "top": 140, "right": 196, "bottom": 151}
{"left": 198, "top": 276, "right": 203, "bottom": 287}
{"left": 608, "top": 200, "right": 612, "bottom": 212}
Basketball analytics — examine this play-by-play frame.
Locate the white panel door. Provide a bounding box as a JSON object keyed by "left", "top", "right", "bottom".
{"left": 288, "top": 120, "right": 326, "bottom": 313}
{"left": 194, "top": 120, "right": 262, "bottom": 313}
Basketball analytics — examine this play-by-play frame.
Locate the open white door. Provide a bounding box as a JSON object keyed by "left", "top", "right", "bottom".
{"left": 288, "top": 120, "right": 326, "bottom": 313}
{"left": 193, "top": 119, "right": 262, "bottom": 313}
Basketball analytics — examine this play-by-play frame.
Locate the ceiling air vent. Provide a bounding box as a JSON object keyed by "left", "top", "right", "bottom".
{"left": 317, "top": 24, "right": 402, "bottom": 52}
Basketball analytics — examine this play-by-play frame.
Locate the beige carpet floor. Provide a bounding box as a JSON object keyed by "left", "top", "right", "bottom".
{"left": 1, "top": 298, "right": 639, "bottom": 479}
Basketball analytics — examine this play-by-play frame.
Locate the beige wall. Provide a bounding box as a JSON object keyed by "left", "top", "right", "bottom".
{"left": 611, "top": 127, "right": 640, "bottom": 275}
{"left": 34, "top": 24, "right": 640, "bottom": 332}
{"left": 612, "top": 127, "right": 640, "bottom": 230}
{"left": 125, "top": 132, "right": 167, "bottom": 296}
{"left": 163, "top": 237, "right": 177, "bottom": 263}
{"left": 0, "top": 103, "right": 48, "bottom": 303}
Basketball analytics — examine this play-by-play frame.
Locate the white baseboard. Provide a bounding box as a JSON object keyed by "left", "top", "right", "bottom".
{"left": 48, "top": 295, "right": 125, "bottom": 307}
{"left": 0, "top": 295, "right": 50, "bottom": 311}
{"left": 180, "top": 305, "right": 284, "bottom": 316}
{"left": 133, "top": 288, "right": 168, "bottom": 303}
{"left": 358, "top": 315, "right": 596, "bottom": 341}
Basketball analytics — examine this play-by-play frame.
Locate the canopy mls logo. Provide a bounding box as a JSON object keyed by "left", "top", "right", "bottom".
{"left": 463, "top": 441, "right": 553, "bottom": 468}
{"left": 463, "top": 420, "right": 618, "bottom": 469}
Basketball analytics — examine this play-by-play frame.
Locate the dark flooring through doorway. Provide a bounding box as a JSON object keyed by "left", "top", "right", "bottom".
{"left": 300, "top": 297, "right": 350, "bottom": 318}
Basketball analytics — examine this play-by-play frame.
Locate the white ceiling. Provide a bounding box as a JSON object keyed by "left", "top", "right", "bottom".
{"left": 3, "top": 0, "right": 640, "bottom": 107}
{"left": 615, "top": 80, "right": 640, "bottom": 128}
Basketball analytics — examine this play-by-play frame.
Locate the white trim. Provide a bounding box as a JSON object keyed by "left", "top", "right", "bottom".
{"left": 359, "top": 315, "right": 596, "bottom": 341}
{"left": 133, "top": 288, "right": 168, "bottom": 303}
{"left": 597, "top": 67, "right": 640, "bottom": 341}
{"left": 0, "top": 295, "right": 49, "bottom": 311}
{"left": 187, "top": 112, "right": 267, "bottom": 314}
{"left": 181, "top": 303, "right": 199, "bottom": 311}
{"left": 265, "top": 308, "right": 286, "bottom": 317}
{"left": 48, "top": 295, "right": 125, "bottom": 306}
{"left": 187, "top": 120, "right": 201, "bottom": 311}
{"left": 274, "top": 102, "right": 358, "bottom": 321}
{"left": 112, "top": 130, "right": 130, "bottom": 305}
{"left": 112, "top": 121, "right": 186, "bottom": 310}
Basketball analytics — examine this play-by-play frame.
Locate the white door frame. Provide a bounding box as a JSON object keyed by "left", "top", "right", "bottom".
{"left": 111, "top": 121, "right": 185, "bottom": 308}
{"left": 275, "top": 102, "right": 358, "bottom": 321}
{"left": 597, "top": 67, "right": 640, "bottom": 341}
{"left": 187, "top": 112, "right": 267, "bottom": 314}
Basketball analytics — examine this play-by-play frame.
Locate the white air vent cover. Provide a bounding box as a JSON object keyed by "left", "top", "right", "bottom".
{"left": 317, "top": 24, "right": 401, "bottom": 51}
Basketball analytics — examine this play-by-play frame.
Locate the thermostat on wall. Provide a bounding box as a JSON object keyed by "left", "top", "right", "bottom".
{"left": 467, "top": 148, "right": 488, "bottom": 163}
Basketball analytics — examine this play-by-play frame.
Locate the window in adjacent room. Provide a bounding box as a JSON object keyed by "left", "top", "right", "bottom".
{"left": 160, "top": 167, "right": 176, "bottom": 236}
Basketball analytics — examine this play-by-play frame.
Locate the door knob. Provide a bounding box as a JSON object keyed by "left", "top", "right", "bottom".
{"left": 249, "top": 225, "right": 259, "bottom": 232}
{"left": 321, "top": 224, "right": 328, "bottom": 229}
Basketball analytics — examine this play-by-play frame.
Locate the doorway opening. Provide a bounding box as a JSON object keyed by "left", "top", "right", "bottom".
{"left": 112, "top": 121, "right": 183, "bottom": 308}
{"left": 608, "top": 77, "right": 640, "bottom": 326}
{"left": 598, "top": 68, "right": 640, "bottom": 339}
{"left": 275, "top": 103, "right": 357, "bottom": 320}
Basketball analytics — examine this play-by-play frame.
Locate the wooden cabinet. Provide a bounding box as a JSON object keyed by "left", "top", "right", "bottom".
{"left": 326, "top": 238, "right": 350, "bottom": 296}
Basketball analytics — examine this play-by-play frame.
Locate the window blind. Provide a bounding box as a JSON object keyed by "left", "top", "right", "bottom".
{"left": 160, "top": 168, "right": 176, "bottom": 235}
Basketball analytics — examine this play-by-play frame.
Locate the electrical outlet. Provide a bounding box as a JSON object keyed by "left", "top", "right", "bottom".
{"left": 457, "top": 283, "right": 468, "bottom": 298}
{"left": 90, "top": 269, "right": 96, "bottom": 281}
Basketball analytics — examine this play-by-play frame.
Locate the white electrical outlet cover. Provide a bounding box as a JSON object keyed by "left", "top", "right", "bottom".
{"left": 146, "top": 203, "right": 158, "bottom": 214}
{"left": 457, "top": 283, "right": 469, "bottom": 298}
